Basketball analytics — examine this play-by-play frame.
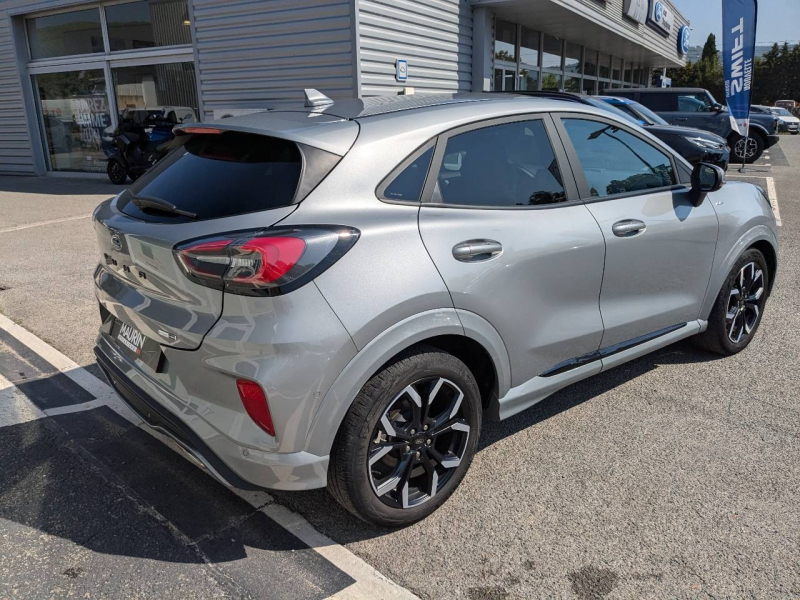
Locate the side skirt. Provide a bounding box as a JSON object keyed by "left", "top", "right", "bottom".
{"left": 494, "top": 320, "right": 704, "bottom": 421}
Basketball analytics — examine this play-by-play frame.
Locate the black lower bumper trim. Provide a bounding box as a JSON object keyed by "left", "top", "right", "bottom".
{"left": 94, "top": 345, "right": 261, "bottom": 491}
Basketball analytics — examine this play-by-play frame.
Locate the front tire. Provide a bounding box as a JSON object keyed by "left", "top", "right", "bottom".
{"left": 328, "top": 346, "right": 481, "bottom": 527}
{"left": 694, "top": 249, "right": 769, "bottom": 355}
{"left": 107, "top": 159, "right": 127, "bottom": 184}
{"left": 731, "top": 134, "right": 764, "bottom": 164}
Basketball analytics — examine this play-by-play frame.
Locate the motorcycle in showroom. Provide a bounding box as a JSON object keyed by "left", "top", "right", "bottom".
{"left": 105, "top": 109, "right": 181, "bottom": 184}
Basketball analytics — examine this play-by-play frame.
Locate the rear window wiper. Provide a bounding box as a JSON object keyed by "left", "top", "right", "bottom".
{"left": 131, "top": 194, "right": 197, "bottom": 219}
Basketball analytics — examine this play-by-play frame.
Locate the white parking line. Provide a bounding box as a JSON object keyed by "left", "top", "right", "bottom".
{"left": 0, "top": 313, "right": 418, "bottom": 600}
{"left": 0, "top": 372, "right": 46, "bottom": 427}
{"left": 766, "top": 177, "right": 782, "bottom": 227}
{"left": 726, "top": 176, "right": 782, "bottom": 227}
{"left": 0, "top": 214, "right": 92, "bottom": 234}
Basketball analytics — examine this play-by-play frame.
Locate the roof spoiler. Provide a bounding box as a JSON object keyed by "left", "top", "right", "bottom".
{"left": 304, "top": 89, "right": 334, "bottom": 109}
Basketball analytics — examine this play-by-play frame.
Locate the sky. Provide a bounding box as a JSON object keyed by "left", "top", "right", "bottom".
{"left": 671, "top": 0, "right": 800, "bottom": 46}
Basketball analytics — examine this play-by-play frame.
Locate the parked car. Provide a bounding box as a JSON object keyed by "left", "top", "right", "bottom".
{"left": 606, "top": 87, "right": 780, "bottom": 164}
{"left": 499, "top": 91, "right": 729, "bottom": 169}
{"left": 93, "top": 91, "right": 778, "bottom": 527}
{"left": 752, "top": 105, "right": 799, "bottom": 135}
{"left": 774, "top": 100, "right": 798, "bottom": 114}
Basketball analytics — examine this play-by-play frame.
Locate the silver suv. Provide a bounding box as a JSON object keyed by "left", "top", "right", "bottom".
{"left": 93, "top": 92, "right": 778, "bottom": 527}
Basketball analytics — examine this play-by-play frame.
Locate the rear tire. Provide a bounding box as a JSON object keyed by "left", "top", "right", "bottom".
{"left": 107, "top": 159, "right": 127, "bottom": 184}
{"left": 693, "top": 249, "right": 769, "bottom": 355}
{"left": 328, "top": 345, "right": 481, "bottom": 527}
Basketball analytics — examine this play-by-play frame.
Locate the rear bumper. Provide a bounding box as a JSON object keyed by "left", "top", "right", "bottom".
{"left": 94, "top": 335, "right": 330, "bottom": 491}
{"left": 766, "top": 135, "right": 781, "bottom": 149}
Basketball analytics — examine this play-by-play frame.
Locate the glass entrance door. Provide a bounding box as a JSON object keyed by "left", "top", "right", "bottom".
{"left": 33, "top": 68, "right": 112, "bottom": 172}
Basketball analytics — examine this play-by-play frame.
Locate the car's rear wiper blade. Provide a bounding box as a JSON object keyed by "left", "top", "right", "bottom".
{"left": 131, "top": 194, "right": 197, "bottom": 219}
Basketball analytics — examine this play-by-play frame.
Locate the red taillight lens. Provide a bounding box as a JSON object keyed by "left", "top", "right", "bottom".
{"left": 236, "top": 379, "right": 275, "bottom": 437}
{"left": 230, "top": 237, "right": 306, "bottom": 284}
{"left": 174, "top": 226, "right": 359, "bottom": 296}
{"left": 181, "top": 126, "right": 223, "bottom": 135}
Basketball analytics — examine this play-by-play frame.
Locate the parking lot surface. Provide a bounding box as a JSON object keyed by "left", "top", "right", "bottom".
{"left": 1, "top": 138, "right": 799, "bottom": 599}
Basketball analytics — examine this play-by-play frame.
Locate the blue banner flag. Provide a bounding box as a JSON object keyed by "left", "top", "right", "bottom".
{"left": 722, "top": 0, "right": 758, "bottom": 136}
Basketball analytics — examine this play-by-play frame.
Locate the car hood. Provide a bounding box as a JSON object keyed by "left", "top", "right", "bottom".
{"left": 777, "top": 115, "right": 800, "bottom": 123}
{"left": 644, "top": 124, "right": 727, "bottom": 144}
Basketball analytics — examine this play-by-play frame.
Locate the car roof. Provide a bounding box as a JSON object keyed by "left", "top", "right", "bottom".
{"left": 629, "top": 87, "right": 706, "bottom": 93}
{"left": 179, "top": 93, "right": 639, "bottom": 154}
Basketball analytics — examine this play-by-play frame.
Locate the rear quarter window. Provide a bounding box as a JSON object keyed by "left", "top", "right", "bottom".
{"left": 121, "top": 131, "right": 305, "bottom": 222}
{"left": 638, "top": 93, "right": 674, "bottom": 112}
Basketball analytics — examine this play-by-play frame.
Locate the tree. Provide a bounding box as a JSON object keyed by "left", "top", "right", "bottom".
{"left": 666, "top": 34, "right": 724, "bottom": 101}
{"left": 701, "top": 34, "right": 718, "bottom": 62}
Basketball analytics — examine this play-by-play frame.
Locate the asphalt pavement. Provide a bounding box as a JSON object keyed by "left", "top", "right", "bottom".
{"left": 0, "top": 138, "right": 798, "bottom": 599}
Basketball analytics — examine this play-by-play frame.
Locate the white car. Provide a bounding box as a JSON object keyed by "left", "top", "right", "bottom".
{"left": 770, "top": 107, "right": 799, "bottom": 135}
{"left": 753, "top": 105, "right": 800, "bottom": 135}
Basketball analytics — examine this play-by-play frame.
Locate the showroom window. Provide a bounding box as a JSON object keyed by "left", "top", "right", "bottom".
{"left": 25, "top": 1, "right": 198, "bottom": 173}
{"left": 26, "top": 9, "right": 104, "bottom": 60}
{"left": 491, "top": 18, "right": 648, "bottom": 95}
{"left": 105, "top": 0, "right": 192, "bottom": 51}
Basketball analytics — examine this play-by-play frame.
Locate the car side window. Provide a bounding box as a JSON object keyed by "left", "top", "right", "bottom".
{"left": 383, "top": 146, "right": 434, "bottom": 202}
{"left": 677, "top": 93, "right": 713, "bottom": 113}
{"left": 434, "top": 119, "right": 567, "bottom": 207}
{"left": 561, "top": 118, "right": 676, "bottom": 198}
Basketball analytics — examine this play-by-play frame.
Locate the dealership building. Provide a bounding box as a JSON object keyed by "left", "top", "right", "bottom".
{"left": 0, "top": 0, "right": 690, "bottom": 176}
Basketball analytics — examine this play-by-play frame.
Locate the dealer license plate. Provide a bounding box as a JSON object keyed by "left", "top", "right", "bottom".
{"left": 110, "top": 318, "right": 164, "bottom": 372}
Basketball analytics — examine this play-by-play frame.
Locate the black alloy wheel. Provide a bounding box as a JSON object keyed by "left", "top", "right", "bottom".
{"left": 368, "top": 376, "right": 471, "bottom": 509}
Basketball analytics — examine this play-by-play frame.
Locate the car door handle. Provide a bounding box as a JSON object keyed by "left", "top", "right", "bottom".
{"left": 612, "top": 220, "right": 646, "bottom": 237}
{"left": 675, "top": 117, "right": 689, "bottom": 121}
{"left": 452, "top": 240, "right": 503, "bottom": 262}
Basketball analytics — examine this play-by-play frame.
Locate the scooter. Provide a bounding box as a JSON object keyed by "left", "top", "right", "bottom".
{"left": 106, "top": 114, "right": 177, "bottom": 184}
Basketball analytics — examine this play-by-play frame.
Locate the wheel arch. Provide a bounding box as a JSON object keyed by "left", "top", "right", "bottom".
{"left": 749, "top": 239, "right": 778, "bottom": 296}
{"left": 700, "top": 225, "right": 778, "bottom": 320}
{"left": 303, "top": 308, "right": 511, "bottom": 457}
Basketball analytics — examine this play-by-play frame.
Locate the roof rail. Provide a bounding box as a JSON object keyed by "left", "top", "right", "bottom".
{"left": 304, "top": 89, "right": 335, "bottom": 109}
{"left": 496, "top": 90, "right": 588, "bottom": 104}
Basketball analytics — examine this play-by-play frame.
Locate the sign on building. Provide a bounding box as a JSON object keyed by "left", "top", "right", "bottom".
{"left": 648, "top": 1, "right": 674, "bottom": 36}
{"left": 623, "top": 0, "right": 648, "bottom": 24}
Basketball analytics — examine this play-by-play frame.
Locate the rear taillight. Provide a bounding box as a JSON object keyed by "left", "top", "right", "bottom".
{"left": 174, "top": 226, "right": 359, "bottom": 296}
{"left": 236, "top": 379, "right": 275, "bottom": 437}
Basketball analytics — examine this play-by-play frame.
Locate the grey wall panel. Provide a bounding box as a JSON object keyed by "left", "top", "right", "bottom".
{"left": 358, "top": 0, "right": 472, "bottom": 95}
{"left": 192, "top": 0, "right": 356, "bottom": 119}
{"left": 0, "top": 9, "right": 34, "bottom": 174}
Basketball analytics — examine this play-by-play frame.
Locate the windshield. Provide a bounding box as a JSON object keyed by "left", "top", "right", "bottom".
{"left": 773, "top": 108, "right": 792, "bottom": 116}
{"left": 582, "top": 97, "right": 642, "bottom": 126}
{"left": 628, "top": 101, "right": 668, "bottom": 125}
{"left": 606, "top": 100, "right": 669, "bottom": 126}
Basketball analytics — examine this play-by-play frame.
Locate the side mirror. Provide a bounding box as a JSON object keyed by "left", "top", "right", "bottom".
{"left": 712, "top": 103, "right": 725, "bottom": 113}
{"left": 690, "top": 163, "right": 725, "bottom": 207}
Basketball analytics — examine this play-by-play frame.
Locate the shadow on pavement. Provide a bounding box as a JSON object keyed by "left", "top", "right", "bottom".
{"left": 0, "top": 339, "right": 723, "bottom": 563}
{"left": 0, "top": 174, "right": 125, "bottom": 197}
{"left": 0, "top": 405, "right": 354, "bottom": 598}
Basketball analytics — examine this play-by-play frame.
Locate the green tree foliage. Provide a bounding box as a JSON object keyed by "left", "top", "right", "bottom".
{"left": 666, "top": 34, "right": 799, "bottom": 108}
{"left": 666, "top": 34, "right": 724, "bottom": 101}
{"left": 701, "top": 34, "right": 718, "bottom": 62}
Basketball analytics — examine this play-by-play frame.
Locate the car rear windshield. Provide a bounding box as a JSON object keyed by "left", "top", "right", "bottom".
{"left": 121, "top": 131, "right": 303, "bottom": 222}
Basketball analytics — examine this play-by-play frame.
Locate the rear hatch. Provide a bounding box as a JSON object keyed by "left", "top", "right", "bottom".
{"left": 94, "top": 112, "right": 358, "bottom": 350}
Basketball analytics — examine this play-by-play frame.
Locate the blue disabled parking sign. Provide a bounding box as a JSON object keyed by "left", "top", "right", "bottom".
{"left": 396, "top": 59, "right": 408, "bottom": 82}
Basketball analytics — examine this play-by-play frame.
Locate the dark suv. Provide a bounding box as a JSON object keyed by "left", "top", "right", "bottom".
{"left": 606, "top": 88, "right": 780, "bottom": 164}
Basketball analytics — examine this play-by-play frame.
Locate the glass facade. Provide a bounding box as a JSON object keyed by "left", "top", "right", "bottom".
{"left": 105, "top": 0, "right": 192, "bottom": 52}
{"left": 492, "top": 18, "right": 649, "bottom": 94}
{"left": 26, "top": 9, "right": 104, "bottom": 60}
{"left": 26, "top": 1, "right": 197, "bottom": 173}
{"left": 34, "top": 69, "right": 110, "bottom": 172}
